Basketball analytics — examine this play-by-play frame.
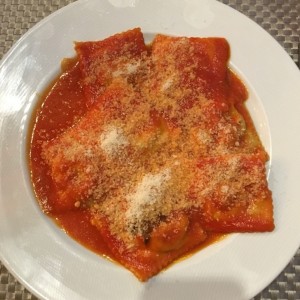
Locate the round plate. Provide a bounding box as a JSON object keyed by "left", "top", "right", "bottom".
{"left": 1, "top": 0, "right": 300, "bottom": 299}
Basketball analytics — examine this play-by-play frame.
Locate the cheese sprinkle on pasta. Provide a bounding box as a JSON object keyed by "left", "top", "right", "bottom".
{"left": 34, "top": 30, "right": 273, "bottom": 282}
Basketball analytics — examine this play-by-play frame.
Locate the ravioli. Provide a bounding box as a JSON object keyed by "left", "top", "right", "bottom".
{"left": 30, "top": 28, "right": 274, "bottom": 281}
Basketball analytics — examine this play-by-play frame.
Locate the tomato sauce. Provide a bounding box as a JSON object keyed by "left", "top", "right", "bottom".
{"left": 29, "top": 57, "right": 247, "bottom": 267}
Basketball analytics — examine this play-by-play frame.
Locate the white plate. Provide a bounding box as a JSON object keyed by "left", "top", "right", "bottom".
{"left": 1, "top": 0, "right": 300, "bottom": 299}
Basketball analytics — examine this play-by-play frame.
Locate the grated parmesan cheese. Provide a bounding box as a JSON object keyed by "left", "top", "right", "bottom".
{"left": 197, "top": 128, "right": 212, "bottom": 145}
{"left": 112, "top": 61, "right": 141, "bottom": 77}
{"left": 126, "top": 168, "right": 171, "bottom": 233}
{"left": 100, "top": 125, "right": 129, "bottom": 156}
{"left": 161, "top": 77, "right": 173, "bottom": 91}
